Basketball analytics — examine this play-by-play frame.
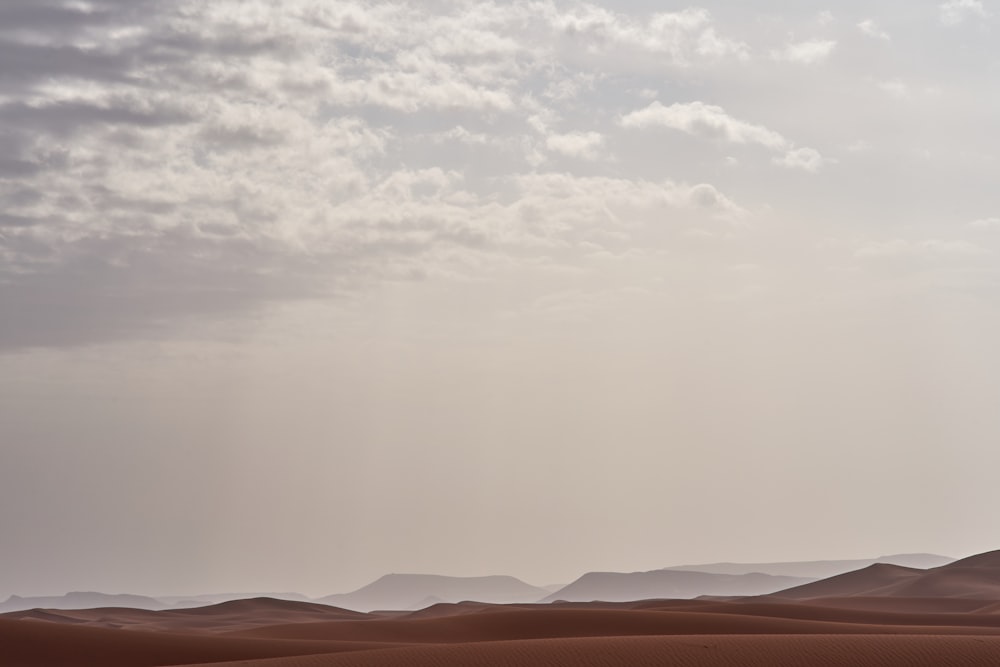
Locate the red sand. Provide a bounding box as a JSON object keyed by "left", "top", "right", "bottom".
{"left": 6, "top": 595, "right": 1000, "bottom": 667}
{"left": 170, "top": 635, "right": 1000, "bottom": 667}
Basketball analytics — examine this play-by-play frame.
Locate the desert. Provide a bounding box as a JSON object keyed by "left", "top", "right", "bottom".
{"left": 4, "top": 1, "right": 1000, "bottom": 665}
{"left": 5, "top": 551, "right": 1000, "bottom": 666}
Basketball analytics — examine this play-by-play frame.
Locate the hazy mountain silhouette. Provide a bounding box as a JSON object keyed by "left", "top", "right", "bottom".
{"left": 665, "top": 553, "right": 953, "bottom": 579}
{"left": 772, "top": 550, "right": 1000, "bottom": 600}
{"left": 544, "top": 570, "right": 812, "bottom": 603}
{"left": 315, "top": 574, "right": 549, "bottom": 611}
{"left": 0, "top": 592, "right": 167, "bottom": 613}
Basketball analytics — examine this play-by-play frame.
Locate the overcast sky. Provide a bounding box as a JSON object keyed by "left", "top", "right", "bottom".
{"left": 2, "top": 0, "right": 999, "bottom": 599}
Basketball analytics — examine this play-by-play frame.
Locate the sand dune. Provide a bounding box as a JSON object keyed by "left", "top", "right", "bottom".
{"left": 165, "top": 635, "right": 1000, "bottom": 667}
{"left": 773, "top": 549, "right": 1000, "bottom": 600}
{"left": 0, "top": 617, "right": 391, "bottom": 667}
{"left": 771, "top": 562, "right": 924, "bottom": 599}
{"left": 8, "top": 595, "right": 1000, "bottom": 666}
{"left": 3, "top": 597, "right": 366, "bottom": 634}
{"left": 6, "top": 550, "right": 1000, "bottom": 667}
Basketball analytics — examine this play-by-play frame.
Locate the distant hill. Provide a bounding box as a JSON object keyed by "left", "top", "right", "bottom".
{"left": 1, "top": 596, "right": 365, "bottom": 635}
{"left": 771, "top": 549, "right": 1000, "bottom": 600}
{"left": 156, "top": 592, "right": 312, "bottom": 608}
{"left": 665, "top": 554, "right": 953, "bottom": 579}
{"left": 543, "top": 570, "right": 812, "bottom": 603}
{"left": 315, "top": 574, "right": 549, "bottom": 611}
{"left": 0, "top": 591, "right": 166, "bottom": 613}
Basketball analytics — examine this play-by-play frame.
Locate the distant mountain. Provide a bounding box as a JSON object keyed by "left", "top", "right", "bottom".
{"left": 0, "top": 591, "right": 166, "bottom": 613}
{"left": 543, "top": 570, "right": 812, "bottom": 603}
{"left": 315, "top": 574, "right": 549, "bottom": 611}
{"left": 665, "top": 553, "right": 953, "bottom": 579}
{"left": 771, "top": 549, "right": 1000, "bottom": 600}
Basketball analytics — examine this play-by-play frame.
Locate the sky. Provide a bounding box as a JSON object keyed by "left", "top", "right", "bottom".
{"left": 1, "top": 0, "right": 999, "bottom": 599}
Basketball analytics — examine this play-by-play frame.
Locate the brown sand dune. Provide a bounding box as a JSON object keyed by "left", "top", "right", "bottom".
{"left": 0, "top": 617, "right": 393, "bottom": 667}
{"left": 169, "top": 635, "right": 1000, "bottom": 667}
{"left": 868, "top": 567, "right": 1000, "bottom": 599}
{"left": 671, "top": 599, "right": 1000, "bottom": 628}
{"left": 771, "top": 562, "right": 924, "bottom": 599}
{"left": 773, "top": 549, "right": 1000, "bottom": 601}
{"left": 800, "top": 595, "right": 1000, "bottom": 614}
{"left": 7, "top": 598, "right": 1000, "bottom": 667}
{"left": 4, "top": 597, "right": 365, "bottom": 634}
{"left": 179, "top": 599, "right": 357, "bottom": 616}
{"left": 945, "top": 550, "right": 1000, "bottom": 570}
{"left": 226, "top": 606, "right": 1000, "bottom": 643}
{"left": 8, "top": 551, "right": 1000, "bottom": 667}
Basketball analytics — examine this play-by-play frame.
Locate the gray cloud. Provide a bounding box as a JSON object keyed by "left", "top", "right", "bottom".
{"left": 0, "top": 0, "right": 997, "bottom": 354}
{"left": 0, "top": 100, "right": 193, "bottom": 134}
{"left": 0, "top": 1, "right": 762, "bottom": 351}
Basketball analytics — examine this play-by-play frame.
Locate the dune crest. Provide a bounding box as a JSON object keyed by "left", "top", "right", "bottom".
{"left": 5, "top": 549, "right": 1000, "bottom": 666}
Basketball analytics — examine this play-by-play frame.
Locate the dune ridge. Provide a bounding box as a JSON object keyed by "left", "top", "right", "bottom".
{"left": 6, "top": 549, "right": 1000, "bottom": 666}
{"left": 772, "top": 549, "right": 1000, "bottom": 600}
{"left": 167, "top": 635, "right": 1000, "bottom": 667}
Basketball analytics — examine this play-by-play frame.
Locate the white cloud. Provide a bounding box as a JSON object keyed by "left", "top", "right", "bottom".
{"left": 547, "top": 6, "right": 748, "bottom": 63}
{"left": 620, "top": 101, "right": 787, "bottom": 150}
{"left": 546, "top": 131, "right": 605, "bottom": 160}
{"left": 771, "top": 39, "right": 837, "bottom": 65}
{"left": 774, "top": 147, "right": 827, "bottom": 172}
{"left": 620, "top": 101, "right": 825, "bottom": 171}
{"left": 857, "top": 19, "right": 891, "bottom": 40}
{"left": 940, "top": 0, "right": 988, "bottom": 25}
{"left": 507, "top": 173, "right": 747, "bottom": 243}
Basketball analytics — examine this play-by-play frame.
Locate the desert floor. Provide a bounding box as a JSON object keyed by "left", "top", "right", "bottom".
{"left": 6, "top": 595, "right": 1000, "bottom": 666}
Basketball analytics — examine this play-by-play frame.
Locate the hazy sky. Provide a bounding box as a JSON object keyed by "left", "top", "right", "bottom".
{"left": 2, "top": 0, "right": 999, "bottom": 599}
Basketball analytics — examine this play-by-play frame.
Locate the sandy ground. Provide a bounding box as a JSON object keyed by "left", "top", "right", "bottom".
{"left": 5, "top": 593, "right": 1000, "bottom": 666}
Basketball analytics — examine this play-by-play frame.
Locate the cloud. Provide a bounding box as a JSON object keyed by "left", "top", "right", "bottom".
{"left": 620, "top": 101, "right": 787, "bottom": 149}
{"left": 509, "top": 174, "right": 747, "bottom": 237}
{"left": 620, "top": 101, "right": 824, "bottom": 171}
{"left": 939, "top": 0, "right": 988, "bottom": 25}
{"left": 545, "top": 5, "right": 748, "bottom": 63}
{"left": 9, "top": 0, "right": 985, "bottom": 351}
{"left": 773, "top": 147, "right": 827, "bottom": 172}
{"left": 546, "top": 131, "right": 605, "bottom": 160}
{"left": 857, "top": 19, "right": 891, "bottom": 40}
{"left": 771, "top": 39, "right": 837, "bottom": 65}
